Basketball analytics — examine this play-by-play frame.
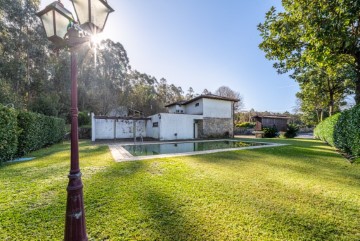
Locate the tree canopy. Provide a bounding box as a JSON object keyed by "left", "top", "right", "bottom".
{"left": 215, "top": 86, "right": 244, "bottom": 111}
{"left": 258, "top": 0, "right": 360, "bottom": 119}
{"left": 0, "top": 1, "right": 244, "bottom": 120}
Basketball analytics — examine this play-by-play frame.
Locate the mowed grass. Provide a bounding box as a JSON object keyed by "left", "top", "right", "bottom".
{"left": 0, "top": 138, "right": 359, "bottom": 240}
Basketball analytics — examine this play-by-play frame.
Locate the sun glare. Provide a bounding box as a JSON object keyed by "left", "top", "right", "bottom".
{"left": 91, "top": 35, "right": 101, "bottom": 45}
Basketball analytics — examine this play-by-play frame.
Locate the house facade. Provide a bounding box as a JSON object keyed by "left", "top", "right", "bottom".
{"left": 146, "top": 95, "right": 238, "bottom": 140}
{"left": 92, "top": 94, "right": 239, "bottom": 141}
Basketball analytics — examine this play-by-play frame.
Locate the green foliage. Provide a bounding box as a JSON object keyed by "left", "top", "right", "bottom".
{"left": 17, "top": 111, "right": 65, "bottom": 156}
{"left": 314, "top": 113, "right": 341, "bottom": 147}
{"left": 0, "top": 105, "right": 18, "bottom": 163}
{"left": 29, "top": 94, "right": 60, "bottom": 117}
{"left": 1, "top": 0, "right": 195, "bottom": 118}
{"left": 78, "top": 111, "right": 91, "bottom": 127}
{"left": 236, "top": 122, "right": 255, "bottom": 128}
{"left": 263, "top": 126, "right": 278, "bottom": 138}
{"left": 284, "top": 123, "right": 299, "bottom": 138}
{"left": 334, "top": 105, "right": 360, "bottom": 157}
{"left": 315, "top": 105, "right": 360, "bottom": 159}
{"left": 258, "top": 1, "right": 360, "bottom": 104}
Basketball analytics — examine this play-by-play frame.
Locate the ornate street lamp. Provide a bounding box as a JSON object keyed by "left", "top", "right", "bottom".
{"left": 36, "top": 1, "right": 74, "bottom": 47}
{"left": 36, "top": 1, "right": 114, "bottom": 240}
{"left": 70, "top": 0, "right": 114, "bottom": 34}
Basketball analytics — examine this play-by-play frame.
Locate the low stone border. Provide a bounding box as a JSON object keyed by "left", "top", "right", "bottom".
{"left": 108, "top": 140, "right": 288, "bottom": 162}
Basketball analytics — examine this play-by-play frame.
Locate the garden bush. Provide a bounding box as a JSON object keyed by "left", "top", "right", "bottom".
{"left": 263, "top": 126, "right": 278, "bottom": 138}
{"left": 334, "top": 105, "right": 360, "bottom": 157}
{"left": 284, "top": 124, "right": 299, "bottom": 138}
{"left": 78, "top": 111, "right": 91, "bottom": 126}
{"left": 314, "top": 113, "right": 341, "bottom": 147}
{"left": 0, "top": 105, "right": 18, "bottom": 163}
{"left": 236, "top": 122, "right": 256, "bottom": 128}
{"left": 17, "top": 111, "right": 65, "bottom": 156}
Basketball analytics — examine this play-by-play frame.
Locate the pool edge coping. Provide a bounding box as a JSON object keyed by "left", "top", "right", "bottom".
{"left": 109, "top": 140, "right": 288, "bottom": 162}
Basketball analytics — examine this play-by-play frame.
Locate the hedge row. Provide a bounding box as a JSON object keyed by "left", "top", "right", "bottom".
{"left": 314, "top": 105, "right": 360, "bottom": 158}
{"left": 0, "top": 105, "right": 18, "bottom": 163}
{"left": 0, "top": 105, "right": 65, "bottom": 163}
{"left": 334, "top": 105, "right": 360, "bottom": 157}
{"left": 314, "top": 113, "right": 341, "bottom": 147}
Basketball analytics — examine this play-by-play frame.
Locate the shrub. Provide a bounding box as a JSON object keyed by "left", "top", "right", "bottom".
{"left": 17, "top": 111, "right": 65, "bottom": 156}
{"left": 263, "top": 126, "right": 278, "bottom": 138}
{"left": 0, "top": 105, "right": 18, "bottom": 163}
{"left": 236, "top": 122, "right": 255, "bottom": 128}
{"left": 78, "top": 111, "right": 91, "bottom": 127}
{"left": 314, "top": 113, "right": 341, "bottom": 147}
{"left": 284, "top": 124, "right": 299, "bottom": 138}
{"left": 334, "top": 105, "right": 360, "bottom": 157}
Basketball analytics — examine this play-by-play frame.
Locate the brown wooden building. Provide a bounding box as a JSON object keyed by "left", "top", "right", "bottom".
{"left": 252, "top": 115, "right": 290, "bottom": 132}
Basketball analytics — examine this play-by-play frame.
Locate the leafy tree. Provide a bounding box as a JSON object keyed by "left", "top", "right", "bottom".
{"left": 294, "top": 63, "right": 354, "bottom": 120}
{"left": 202, "top": 89, "right": 211, "bottom": 95}
{"left": 186, "top": 87, "right": 195, "bottom": 100}
{"left": 0, "top": 0, "right": 49, "bottom": 109}
{"left": 0, "top": 0, "right": 189, "bottom": 119}
{"left": 214, "top": 86, "right": 244, "bottom": 111}
{"left": 258, "top": 0, "right": 360, "bottom": 103}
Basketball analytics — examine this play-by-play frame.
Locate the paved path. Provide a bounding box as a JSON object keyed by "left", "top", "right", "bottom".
{"left": 295, "top": 133, "right": 314, "bottom": 139}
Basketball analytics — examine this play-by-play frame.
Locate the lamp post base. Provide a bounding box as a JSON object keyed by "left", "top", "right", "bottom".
{"left": 64, "top": 172, "right": 88, "bottom": 241}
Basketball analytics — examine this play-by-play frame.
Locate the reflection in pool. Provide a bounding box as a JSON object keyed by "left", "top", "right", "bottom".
{"left": 122, "top": 140, "right": 268, "bottom": 157}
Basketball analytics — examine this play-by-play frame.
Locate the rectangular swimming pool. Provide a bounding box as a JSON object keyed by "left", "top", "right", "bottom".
{"left": 122, "top": 140, "right": 268, "bottom": 157}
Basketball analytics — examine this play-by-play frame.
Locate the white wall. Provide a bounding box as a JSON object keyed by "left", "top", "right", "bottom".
{"left": 146, "top": 114, "right": 160, "bottom": 139}
{"left": 167, "top": 106, "right": 176, "bottom": 114}
{"left": 203, "top": 98, "right": 232, "bottom": 118}
{"left": 94, "top": 118, "right": 115, "bottom": 140}
{"left": 158, "top": 113, "right": 203, "bottom": 140}
{"left": 168, "top": 105, "right": 186, "bottom": 114}
{"left": 92, "top": 114, "right": 146, "bottom": 141}
{"left": 115, "top": 120, "right": 146, "bottom": 139}
{"left": 185, "top": 99, "right": 203, "bottom": 115}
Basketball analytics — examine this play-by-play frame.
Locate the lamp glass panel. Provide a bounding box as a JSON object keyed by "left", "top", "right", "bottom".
{"left": 72, "top": 0, "right": 89, "bottom": 25}
{"left": 41, "top": 11, "right": 55, "bottom": 38}
{"left": 91, "top": 0, "right": 110, "bottom": 31}
{"left": 55, "top": 11, "right": 70, "bottom": 38}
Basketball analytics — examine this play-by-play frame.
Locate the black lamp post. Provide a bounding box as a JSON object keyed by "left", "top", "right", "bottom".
{"left": 36, "top": 1, "right": 114, "bottom": 240}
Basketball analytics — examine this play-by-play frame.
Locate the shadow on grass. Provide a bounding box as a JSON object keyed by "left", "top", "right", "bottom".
{"left": 139, "top": 188, "right": 204, "bottom": 240}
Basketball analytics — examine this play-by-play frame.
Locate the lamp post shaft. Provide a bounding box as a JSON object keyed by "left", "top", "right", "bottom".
{"left": 64, "top": 42, "right": 88, "bottom": 241}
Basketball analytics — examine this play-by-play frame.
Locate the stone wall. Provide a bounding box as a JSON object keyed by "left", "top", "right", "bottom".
{"left": 200, "top": 118, "right": 233, "bottom": 138}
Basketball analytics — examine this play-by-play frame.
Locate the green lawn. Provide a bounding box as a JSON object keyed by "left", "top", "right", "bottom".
{"left": 0, "top": 138, "right": 359, "bottom": 240}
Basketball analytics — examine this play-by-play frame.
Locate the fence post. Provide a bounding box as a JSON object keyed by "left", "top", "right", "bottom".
{"left": 91, "top": 113, "right": 95, "bottom": 142}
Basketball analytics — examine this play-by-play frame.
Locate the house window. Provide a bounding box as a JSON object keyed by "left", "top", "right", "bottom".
{"left": 153, "top": 122, "right": 158, "bottom": 127}
{"left": 180, "top": 110, "right": 184, "bottom": 113}
{"left": 176, "top": 110, "right": 179, "bottom": 113}
{"left": 195, "top": 103, "right": 199, "bottom": 107}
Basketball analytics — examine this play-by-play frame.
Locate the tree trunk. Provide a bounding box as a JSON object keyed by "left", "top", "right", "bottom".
{"left": 355, "top": 54, "right": 360, "bottom": 105}
{"left": 320, "top": 110, "right": 324, "bottom": 122}
{"left": 355, "top": 77, "right": 360, "bottom": 105}
{"left": 329, "top": 91, "right": 334, "bottom": 116}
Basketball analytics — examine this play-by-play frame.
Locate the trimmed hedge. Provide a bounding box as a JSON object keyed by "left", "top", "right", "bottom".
{"left": 334, "top": 105, "right": 360, "bottom": 157}
{"left": 314, "top": 113, "right": 341, "bottom": 147}
{"left": 315, "top": 105, "right": 360, "bottom": 159}
{"left": 17, "top": 112, "right": 65, "bottom": 156}
{"left": 0, "top": 105, "right": 65, "bottom": 162}
{"left": 0, "top": 105, "right": 18, "bottom": 163}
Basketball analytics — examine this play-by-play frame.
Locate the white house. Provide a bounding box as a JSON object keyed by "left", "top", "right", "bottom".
{"left": 92, "top": 94, "right": 239, "bottom": 141}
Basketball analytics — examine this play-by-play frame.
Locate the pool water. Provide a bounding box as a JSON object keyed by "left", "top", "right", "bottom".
{"left": 122, "top": 140, "right": 268, "bottom": 156}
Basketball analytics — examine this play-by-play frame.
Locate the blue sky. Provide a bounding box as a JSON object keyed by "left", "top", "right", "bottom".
{"left": 41, "top": 0, "right": 299, "bottom": 112}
